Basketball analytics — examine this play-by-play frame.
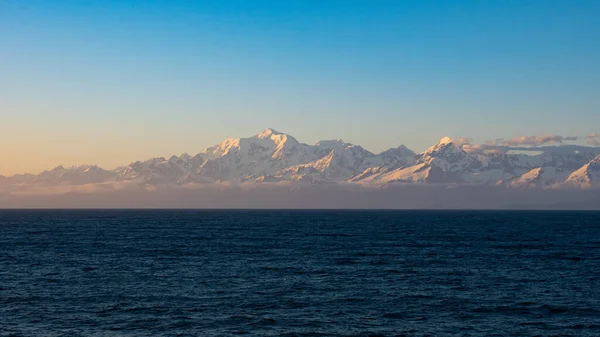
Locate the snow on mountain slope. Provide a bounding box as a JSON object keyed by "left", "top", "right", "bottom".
{"left": 418, "top": 137, "right": 484, "bottom": 173}
{"left": 193, "top": 128, "right": 319, "bottom": 182}
{"left": 116, "top": 154, "right": 199, "bottom": 184}
{"left": 357, "top": 137, "right": 486, "bottom": 184}
{"left": 345, "top": 145, "right": 416, "bottom": 177}
{"left": 5, "top": 173, "right": 35, "bottom": 185}
{"left": 267, "top": 149, "right": 362, "bottom": 182}
{"left": 564, "top": 155, "right": 600, "bottom": 188}
{"left": 254, "top": 139, "right": 416, "bottom": 183}
{"left": 356, "top": 137, "right": 599, "bottom": 186}
{"left": 27, "top": 165, "right": 118, "bottom": 186}
{"left": 374, "top": 145, "right": 416, "bottom": 168}
{"left": 360, "top": 163, "right": 440, "bottom": 183}
{"left": 314, "top": 139, "right": 372, "bottom": 158}
{"left": 501, "top": 167, "right": 573, "bottom": 188}
{"left": 348, "top": 167, "right": 390, "bottom": 182}
{"left": 462, "top": 151, "right": 541, "bottom": 185}
{"left": 488, "top": 150, "right": 598, "bottom": 188}
{"left": 3, "top": 129, "right": 600, "bottom": 190}
{"left": 114, "top": 128, "right": 319, "bottom": 184}
{"left": 58, "top": 165, "right": 117, "bottom": 185}
{"left": 508, "top": 150, "right": 597, "bottom": 174}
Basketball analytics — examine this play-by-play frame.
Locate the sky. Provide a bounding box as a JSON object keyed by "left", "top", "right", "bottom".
{"left": 2, "top": 0, "right": 599, "bottom": 175}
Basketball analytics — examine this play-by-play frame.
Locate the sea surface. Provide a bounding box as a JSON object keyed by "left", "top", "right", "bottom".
{"left": 1, "top": 210, "right": 599, "bottom": 336}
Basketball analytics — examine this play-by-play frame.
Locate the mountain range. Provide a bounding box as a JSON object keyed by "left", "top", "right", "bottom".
{"left": 2, "top": 128, "right": 600, "bottom": 190}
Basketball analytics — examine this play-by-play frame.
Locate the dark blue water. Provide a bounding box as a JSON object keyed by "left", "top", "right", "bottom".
{"left": 1, "top": 210, "right": 599, "bottom": 336}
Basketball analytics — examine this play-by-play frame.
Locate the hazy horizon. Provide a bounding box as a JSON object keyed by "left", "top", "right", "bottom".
{"left": 2, "top": 182, "right": 599, "bottom": 210}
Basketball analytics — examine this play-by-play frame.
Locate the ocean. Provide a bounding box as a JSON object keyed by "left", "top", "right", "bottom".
{"left": 1, "top": 210, "right": 599, "bottom": 336}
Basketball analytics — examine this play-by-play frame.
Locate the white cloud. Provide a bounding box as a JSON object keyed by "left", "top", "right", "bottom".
{"left": 495, "top": 134, "right": 576, "bottom": 146}
{"left": 585, "top": 132, "right": 600, "bottom": 146}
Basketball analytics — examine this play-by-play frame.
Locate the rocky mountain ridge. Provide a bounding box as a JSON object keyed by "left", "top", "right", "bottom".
{"left": 3, "top": 128, "right": 600, "bottom": 189}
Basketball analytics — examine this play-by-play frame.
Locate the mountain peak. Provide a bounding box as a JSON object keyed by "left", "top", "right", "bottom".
{"left": 438, "top": 136, "right": 453, "bottom": 145}
{"left": 315, "top": 139, "right": 348, "bottom": 148}
{"left": 255, "top": 128, "right": 283, "bottom": 139}
{"left": 390, "top": 144, "right": 415, "bottom": 155}
{"left": 4, "top": 130, "right": 600, "bottom": 190}
{"left": 422, "top": 137, "right": 461, "bottom": 156}
{"left": 565, "top": 155, "right": 600, "bottom": 187}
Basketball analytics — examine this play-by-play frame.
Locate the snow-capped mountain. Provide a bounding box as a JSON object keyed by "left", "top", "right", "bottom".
{"left": 500, "top": 167, "right": 573, "bottom": 188}
{"left": 492, "top": 150, "right": 599, "bottom": 188}
{"left": 2, "top": 129, "right": 600, "bottom": 190}
{"left": 563, "top": 155, "right": 600, "bottom": 188}
{"left": 194, "top": 128, "right": 318, "bottom": 182}
{"left": 352, "top": 137, "right": 486, "bottom": 184}
{"left": 7, "top": 165, "right": 117, "bottom": 186}
{"left": 252, "top": 138, "right": 416, "bottom": 183}
{"left": 259, "top": 148, "right": 367, "bottom": 183}
{"left": 351, "top": 136, "right": 599, "bottom": 187}
{"left": 116, "top": 154, "right": 203, "bottom": 184}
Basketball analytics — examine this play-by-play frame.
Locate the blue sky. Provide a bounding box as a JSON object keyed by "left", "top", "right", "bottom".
{"left": 1, "top": 0, "right": 599, "bottom": 174}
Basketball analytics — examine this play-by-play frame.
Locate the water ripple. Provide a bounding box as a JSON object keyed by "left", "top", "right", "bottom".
{"left": 1, "top": 210, "right": 599, "bottom": 336}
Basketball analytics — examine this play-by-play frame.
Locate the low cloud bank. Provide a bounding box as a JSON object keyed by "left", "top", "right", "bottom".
{"left": 441, "top": 134, "right": 583, "bottom": 150}
{"left": 459, "top": 134, "right": 595, "bottom": 155}
{"left": 586, "top": 132, "right": 600, "bottom": 146}
{"left": 1, "top": 182, "right": 599, "bottom": 209}
{"left": 493, "top": 134, "right": 578, "bottom": 147}
{"left": 462, "top": 143, "right": 600, "bottom": 156}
